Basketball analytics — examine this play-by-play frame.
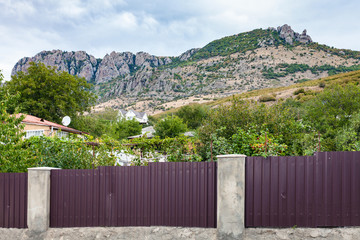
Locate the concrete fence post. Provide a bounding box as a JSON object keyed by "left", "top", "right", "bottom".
{"left": 216, "top": 154, "right": 246, "bottom": 240}
{"left": 27, "top": 167, "right": 59, "bottom": 233}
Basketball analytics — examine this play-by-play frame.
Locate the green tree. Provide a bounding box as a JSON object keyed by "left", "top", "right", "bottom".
{"left": 304, "top": 84, "right": 360, "bottom": 151}
{"left": 71, "top": 108, "right": 118, "bottom": 138}
{"left": 176, "top": 104, "right": 209, "bottom": 130}
{"left": 115, "top": 118, "right": 142, "bottom": 140}
{"left": 6, "top": 62, "right": 96, "bottom": 123}
{"left": 335, "top": 111, "right": 360, "bottom": 151}
{"left": 0, "top": 80, "right": 31, "bottom": 172}
{"left": 155, "top": 115, "right": 187, "bottom": 138}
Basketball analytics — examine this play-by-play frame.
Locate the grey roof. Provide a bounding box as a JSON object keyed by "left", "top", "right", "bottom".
{"left": 119, "top": 109, "right": 146, "bottom": 119}
{"left": 119, "top": 109, "right": 127, "bottom": 116}
{"left": 131, "top": 109, "right": 146, "bottom": 118}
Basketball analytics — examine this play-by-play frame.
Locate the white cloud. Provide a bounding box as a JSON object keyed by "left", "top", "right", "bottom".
{"left": 0, "top": 0, "right": 359, "bottom": 81}
{"left": 0, "top": 0, "right": 36, "bottom": 17}
{"left": 56, "top": 0, "right": 86, "bottom": 19}
{"left": 109, "top": 12, "right": 138, "bottom": 30}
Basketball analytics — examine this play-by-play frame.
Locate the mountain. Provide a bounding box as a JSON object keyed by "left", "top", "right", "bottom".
{"left": 12, "top": 24, "right": 360, "bottom": 114}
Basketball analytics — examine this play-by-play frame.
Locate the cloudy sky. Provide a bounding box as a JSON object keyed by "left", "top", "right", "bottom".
{"left": 1, "top": 0, "right": 359, "bottom": 80}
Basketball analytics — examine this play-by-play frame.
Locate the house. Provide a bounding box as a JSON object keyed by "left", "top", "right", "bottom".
{"left": 118, "top": 109, "right": 148, "bottom": 124}
{"left": 17, "top": 114, "right": 87, "bottom": 139}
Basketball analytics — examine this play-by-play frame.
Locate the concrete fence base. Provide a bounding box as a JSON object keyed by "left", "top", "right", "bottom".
{"left": 2, "top": 227, "right": 360, "bottom": 240}
{"left": 0, "top": 227, "right": 217, "bottom": 240}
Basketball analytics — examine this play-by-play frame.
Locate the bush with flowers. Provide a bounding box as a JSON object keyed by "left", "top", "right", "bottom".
{"left": 232, "top": 127, "right": 288, "bottom": 157}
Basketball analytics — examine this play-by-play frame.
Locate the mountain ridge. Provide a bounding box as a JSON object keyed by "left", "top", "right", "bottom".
{"left": 11, "top": 24, "right": 360, "bottom": 114}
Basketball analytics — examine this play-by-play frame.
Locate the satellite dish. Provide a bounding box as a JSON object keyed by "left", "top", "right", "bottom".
{"left": 62, "top": 116, "right": 71, "bottom": 126}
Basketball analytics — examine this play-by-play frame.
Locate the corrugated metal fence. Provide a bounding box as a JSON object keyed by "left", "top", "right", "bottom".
{"left": 246, "top": 151, "right": 360, "bottom": 227}
{"left": 0, "top": 172, "right": 27, "bottom": 228}
{"left": 50, "top": 162, "right": 217, "bottom": 228}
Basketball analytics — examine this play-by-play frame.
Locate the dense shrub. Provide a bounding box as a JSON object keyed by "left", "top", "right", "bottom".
{"left": 259, "top": 95, "right": 276, "bottom": 102}
{"left": 293, "top": 88, "right": 305, "bottom": 95}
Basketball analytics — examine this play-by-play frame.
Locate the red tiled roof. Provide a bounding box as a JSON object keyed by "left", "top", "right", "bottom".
{"left": 16, "top": 113, "right": 87, "bottom": 135}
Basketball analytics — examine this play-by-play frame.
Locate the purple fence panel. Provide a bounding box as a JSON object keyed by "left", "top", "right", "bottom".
{"left": 50, "top": 162, "right": 217, "bottom": 228}
{"left": 246, "top": 152, "right": 360, "bottom": 228}
{"left": 0, "top": 172, "right": 27, "bottom": 228}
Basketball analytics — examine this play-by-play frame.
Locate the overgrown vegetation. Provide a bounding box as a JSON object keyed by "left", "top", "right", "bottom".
{"left": 196, "top": 83, "right": 360, "bottom": 160}
{"left": 191, "top": 29, "right": 283, "bottom": 60}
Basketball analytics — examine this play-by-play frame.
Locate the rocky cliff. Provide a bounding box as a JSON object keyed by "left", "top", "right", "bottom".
{"left": 11, "top": 24, "right": 360, "bottom": 113}
{"left": 11, "top": 24, "right": 313, "bottom": 85}
{"left": 12, "top": 50, "right": 173, "bottom": 84}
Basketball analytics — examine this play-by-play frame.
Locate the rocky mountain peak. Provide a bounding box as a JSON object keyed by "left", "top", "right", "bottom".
{"left": 276, "top": 24, "right": 312, "bottom": 45}
{"left": 179, "top": 48, "right": 200, "bottom": 61}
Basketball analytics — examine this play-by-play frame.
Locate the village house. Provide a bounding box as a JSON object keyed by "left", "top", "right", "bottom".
{"left": 118, "top": 109, "right": 148, "bottom": 124}
{"left": 17, "top": 113, "right": 87, "bottom": 138}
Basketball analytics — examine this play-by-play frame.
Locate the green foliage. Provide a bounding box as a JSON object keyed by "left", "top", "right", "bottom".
{"left": 147, "top": 115, "right": 157, "bottom": 126}
{"left": 0, "top": 69, "right": 119, "bottom": 172}
{"left": 262, "top": 63, "right": 360, "bottom": 80}
{"left": 308, "top": 42, "right": 360, "bottom": 59}
{"left": 192, "top": 29, "right": 283, "bottom": 60}
{"left": 232, "top": 127, "right": 287, "bottom": 157}
{"left": 198, "top": 99, "right": 256, "bottom": 141}
{"left": 115, "top": 118, "right": 142, "bottom": 140}
{"left": 294, "top": 78, "right": 310, "bottom": 83}
{"left": 173, "top": 73, "right": 182, "bottom": 80}
{"left": 155, "top": 115, "right": 187, "bottom": 139}
{"left": 176, "top": 104, "right": 209, "bottom": 129}
{"left": 261, "top": 67, "right": 286, "bottom": 79}
{"left": 335, "top": 112, "right": 360, "bottom": 151}
{"left": 122, "top": 135, "right": 202, "bottom": 163}
{"left": 71, "top": 108, "right": 118, "bottom": 138}
{"left": 307, "top": 85, "right": 360, "bottom": 132}
{"left": 198, "top": 84, "right": 360, "bottom": 155}
{"left": 293, "top": 88, "right": 305, "bottom": 95}
{"left": 304, "top": 84, "right": 360, "bottom": 150}
{"left": 5, "top": 62, "right": 96, "bottom": 123}
{"left": 198, "top": 96, "right": 311, "bottom": 159}
{"left": 25, "top": 136, "right": 117, "bottom": 169}
{"left": 0, "top": 90, "right": 30, "bottom": 172}
{"left": 259, "top": 95, "right": 276, "bottom": 102}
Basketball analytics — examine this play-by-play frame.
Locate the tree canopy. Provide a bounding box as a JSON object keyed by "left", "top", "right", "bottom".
{"left": 176, "top": 104, "right": 209, "bottom": 130}
{"left": 115, "top": 118, "right": 142, "bottom": 140}
{"left": 0, "top": 71, "right": 29, "bottom": 172}
{"left": 155, "top": 115, "right": 187, "bottom": 139}
{"left": 5, "top": 62, "right": 96, "bottom": 123}
{"left": 71, "top": 108, "right": 119, "bottom": 138}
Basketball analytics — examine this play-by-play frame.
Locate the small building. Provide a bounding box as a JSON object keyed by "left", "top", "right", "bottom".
{"left": 17, "top": 114, "right": 87, "bottom": 139}
{"left": 118, "top": 109, "right": 148, "bottom": 124}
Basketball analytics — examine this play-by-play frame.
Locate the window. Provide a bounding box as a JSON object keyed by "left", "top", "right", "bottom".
{"left": 25, "top": 130, "right": 44, "bottom": 139}
{"left": 57, "top": 131, "right": 69, "bottom": 138}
